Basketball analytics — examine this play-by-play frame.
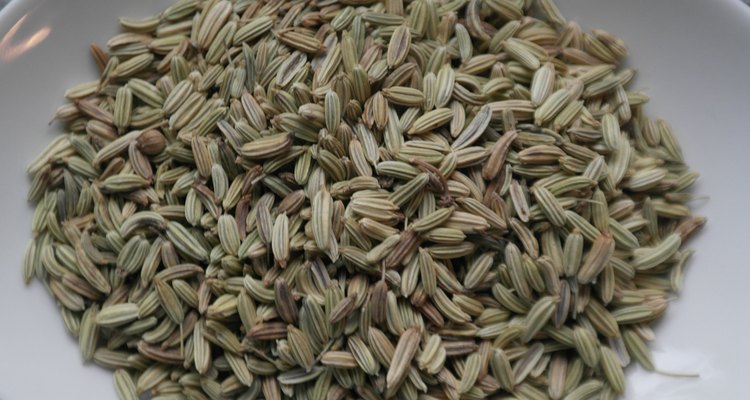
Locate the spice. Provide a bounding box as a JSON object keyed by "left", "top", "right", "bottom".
{"left": 24, "top": 0, "right": 705, "bottom": 399}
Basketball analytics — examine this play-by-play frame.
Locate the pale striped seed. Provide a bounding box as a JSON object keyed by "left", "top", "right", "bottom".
{"left": 422, "top": 73, "right": 437, "bottom": 111}
{"left": 64, "top": 80, "right": 99, "bottom": 99}
{"left": 565, "top": 211, "right": 601, "bottom": 242}
{"left": 365, "top": 234, "right": 401, "bottom": 265}
{"left": 407, "top": 108, "right": 453, "bottom": 135}
{"left": 217, "top": 215, "right": 240, "bottom": 256}
{"left": 113, "top": 369, "right": 138, "bottom": 400}
{"left": 74, "top": 243, "right": 111, "bottom": 294}
{"left": 113, "top": 86, "right": 132, "bottom": 131}
{"left": 411, "top": 207, "right": 454, "bottom": 232}
{"left": 458, "top": 352, "right": 481, "bottom": 393}
{"left": 165, "top": 221, "right": 208, "bottom": 261}
{"left": 451, "top": 105, "right": 491, "bottom": 150}
{"left": 196, "top": 1, "right": 232, "bottom": 49}
{"left": 389, "top": 173, "right": 429, "bottom": 207}
{"left": 277, "top": 29, "right": 323, "bottom": 54}
{"left": 288, "top": 324, "right": 316, "bottom": 372}
{"left": 348, "top": 335, "right": 380, "bottom": 375}
{"left": 585, "top": 301, "right": 620, "bottom": 338}
{"left": 271, "top": 213, "right": 290, "bottom": 267}
{"left": 382, "top": 86, "right": 424, "bottom": 107}
{"left": 562, "top": 379, "right": 603, "bottom": 400}
{"left": 240, "top": 133, "right": 294, "bottom": 159}
{"left": 522, "top": 296, "right": 558, "bottom": 343}
{"left": 312, "top": 188, "right": 333, "bottom": 252}
{"left": 510, "top": 180, "right": 530, "bottom": 223}
{"left": 454, "top": 23, "right": 472, "bottom": 61}
{"left": 513, "top": 342, "right": 545, "bottom": 385}
{"left": 535, "top": 86, "right": 576, "bottom": 125}
{"left": 532, "top": 186, "right": 568, "bottom": 227}
{"left": 490, "top": 348, "right": 514, "bottom": 391}
{"left": 632, "top": 233, "right": 682, "bottom": 271}
{"left": 600, "top": 345, "right": 626, "bottom": 394}
{"left": 572, "top": 326, "right": 600, "bottom": 368}
{"left": 577, "top": 233, "right": 615, "bottom": 284}
{"left": 324, "top": 91, "right": 341, "bottom": 133}
{"left": 321, "top": 351, "right": 358, "bottom": 368}
{"left": 355, "top": 335, "right": 386, "bottom": 378}
{"left": 504, "top": 38, "right": 541, "bottom": 70}
{"left": 433, "top": 64, "right": 456, "bottom": 108}
{"left": 531, "top": 62, "right": 556, "bottom": 106}
{"left": 418, "top": 248, "right": 437, "bottom": 295}
{"left": 386, "top": 326, "right": 421, "bottom": 397}
{"left": 421, "top": 227, "right": 465, "bottom": 245}
{"left": 233, "top": 16, "right": 274, "bottom": 45}
{"left": 79, "top": 305, "right": 100, "bottom": 360}
{"left": 548, "top": 354, "right": 567, "bottom": 399}
{"left": 241, "top": 93, "right": 267, "bottom": 131}
{"left": 622, "top": 329, "right": 655, "bottom": 371}
{"left": 154, "top": 279, "right": 184, "bottom": 324}
{"left": 275, "top": 51, "right": 307, "bottom": 89}
{"left": 111, "top": 53, "right": 154, "bottom": 79}
{"left": 96, "top": 303, "right": 140, "bottom": 328}
{"left": 461, "top": 251, "right": 493, "bottom": 290}
{"left": 387, "top": 24, "right": 411, "bottom": 68}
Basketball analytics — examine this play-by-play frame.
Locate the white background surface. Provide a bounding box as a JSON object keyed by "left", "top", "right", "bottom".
{"left": 1, "top": 0, "right": 749, "bottom": 399}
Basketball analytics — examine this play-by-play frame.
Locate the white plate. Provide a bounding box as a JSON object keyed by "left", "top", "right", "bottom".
{"left": 1, "top": 0, "right": 749, "bottom": 399}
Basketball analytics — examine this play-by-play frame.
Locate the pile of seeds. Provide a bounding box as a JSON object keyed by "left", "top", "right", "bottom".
{"left": 24, "top": 0, "right": 706, "bottom": 398}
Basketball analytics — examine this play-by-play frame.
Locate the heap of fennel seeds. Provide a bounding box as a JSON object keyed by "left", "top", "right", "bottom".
{"left": 24, "top": 0, "right": 705, "bottom": 399}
